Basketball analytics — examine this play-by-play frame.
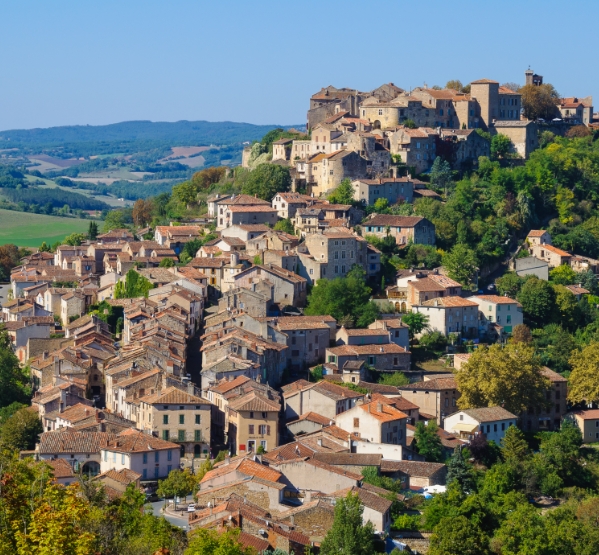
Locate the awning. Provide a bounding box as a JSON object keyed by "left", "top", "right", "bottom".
{"left": 451, "top": 423, "right": 478, "bottom": 433}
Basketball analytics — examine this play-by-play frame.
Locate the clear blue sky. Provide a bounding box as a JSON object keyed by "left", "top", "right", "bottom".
{"left": 1, "top": 0, "right": 597, "bottom": 130}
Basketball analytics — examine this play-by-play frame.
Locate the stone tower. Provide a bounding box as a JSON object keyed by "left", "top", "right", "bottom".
{"left": 470, "top": 79, "right": 500, "bottom": 130}
{"left": 525, "top": 68, "right": 543, "bottom": 86}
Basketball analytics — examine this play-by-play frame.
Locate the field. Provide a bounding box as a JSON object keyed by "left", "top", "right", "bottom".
{"left": 0, "top": 208, "right": 92, "bottom": 247}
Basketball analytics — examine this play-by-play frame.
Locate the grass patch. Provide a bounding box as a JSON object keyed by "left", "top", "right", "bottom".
{"left": 0, "top": 208, "right": 93, "bottom": 247}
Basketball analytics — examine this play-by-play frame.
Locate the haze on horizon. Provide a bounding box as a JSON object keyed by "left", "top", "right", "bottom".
{"left": 1, "top": 0, "right": 597, "bottom": 131}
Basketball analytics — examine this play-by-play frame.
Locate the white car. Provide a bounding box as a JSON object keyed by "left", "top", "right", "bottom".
{"left": 187, "top": 504, "right": 196, "bottom": 513}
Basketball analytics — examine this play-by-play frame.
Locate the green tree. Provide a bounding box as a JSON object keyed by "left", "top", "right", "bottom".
{"left": 0, "top": 407, "right": 43, "bottom": 451}
{"left": 113, "top": 269, "right": 154, "bottom": 299}
{"left": 320, "top": 492, "right": 375, "bottom": 555}
{"left": 550, "top": 264, "right": 577, "bottom": 285}
{"left": 430, "top": 157, "right": 453, "bottom": 196}
{"left": 87, "top": 221, "right": 98, "bottom": 240}
{"left": 517, "top": 276, "right": 556, "bottom": 328}
{"left": 568, "top": 341, "right": 599, "bottom": 404}
{"left": 500, "top": 425, "right": 529, "bottom": 465}
{"left": 401, "top": 312, "right": 429, "bottom": 344}
{"left": 273, "top": 218, "right": 295, "bottom": 235}
{"left": 63, "top": 233, "right": 86, "bottom": 246}
{"left": 172, "top": 180, "right": 199, "bottom": 206}
{"left": 158, "top": 257, "right": 175, "bottom": 268}
{"left": 455, "top": 343, "right": 549, "bottom": 415}
{"left": 414, "top": 420, "right": 443, "bottom": 462}
{"left": 156, "top": 469, "right": 195, "bottom": 510}
{"left": 442, "top": 244, "right": 478, "bottom": 289}
{"left": 102, "top": 209, "right": 131, "bottom": 232}
{"left": 0, "top": 329, "right": 30, "bottom": 408}
{"left": 429, "top": 515, "right": 489, "bottom": 555}
{"left": 185, "top": 528, "right": 255, "bottom": 555}
{"left": 327, "top": 178, "right": 355, "bottom": 205}
{"left": 491, "top": 134, "right": 512, "bottom": 160}
{"left": 446, "top": 446, "right": 475, "bottom": 492}
{"left": 242, "top": 164, "right": 291, "bottom": 200}
{"left": 373, "top": 197, "right": 389, "bottom": 213}
{"left": 495, "top": 272, "right": 524, "bottom": 298}
{"left": 304, "top": 266, "right": 379, "bottom": 328}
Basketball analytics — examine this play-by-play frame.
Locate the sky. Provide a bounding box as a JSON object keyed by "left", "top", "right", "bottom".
{"left": 1, "top": 0, "right": 598, "bottom": 130}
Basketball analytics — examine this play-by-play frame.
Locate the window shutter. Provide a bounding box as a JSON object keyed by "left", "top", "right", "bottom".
{"left": 267, "top": 425, "right": 271, "bottom": 436}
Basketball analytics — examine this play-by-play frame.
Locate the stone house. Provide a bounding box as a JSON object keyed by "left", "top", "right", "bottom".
{"left": 363, "top": 215, "right": 435, "bottom": 246}
{"left": 468, "top": 295, "right": 523, "bottom": 335}
{"left": 527, "top": 230, "right": 552, "bottom": 247}
{"left": 283, "top": 381, "right": 365, "bottom": 421}
{"left": 351, "top": 177, "right": 414, "bottom": 206}
{"left": 232, "top": 264, "right": 307, "bottom": 308}
{"left": 325, "top": 343, "right": 410, "bottom": 373}
{"left": 387, "top": 127, "right": 438, "bottom": 173}
{"left": 368, "top": 318, "right": 410, "bottom": 350}
{"left": 268, "top": 317, "right": 331, "bottom": 369}
{"left": 308, "top": 150, "right": 368, "bottom": 197}
{"left": 412, "top": 296, "right": 479, "bottom": 338}
{"left": 226, "top": 390, "right": 281, "bottom": 455}
{"left": 271, "top": 192, "right": 313, "bottom": 219}
{"left": 263, "top": 250, "right": 299, "bottom": 273}
{"left": 335, "top": 400, "right": 408, "bottom": 445}
{"left": 187, "top": 257, "right": 226, "bottom": 288}
{"left": 278, "top": 499, "right": 336, "bottom": 542}
{"left": 60, "top": 291, "right": 86, "bottom": 326}
{"left": 444, "top": 406, "right": 517, "bottom": 444}
{"left": 491, "top": 120, "right": 539, "bottom": 159}
{"left": 345, "top": 132, "right": 391, "bottom": 174}
{"left": 436, "top": 129, "right": 491, "bottom": 170}
{"left": 220, "top": 224, "right": 270, "bottom": 243}
{"left": 330, "top": 486, "right": 393, "bottom": 534}
{"left": 398, "top": 376, "right": 460, "bottom": 424}
{"left": 567, "top": 410, "right": 599, "bottom": 443}
{"left": 272, "top": 138, "right": 294, "bottom": 161}
{"left": 4, "top": 318, "right": 54, "bottom": 357}
{"left": 558, "top": 97, "right": 594, "bottom": 125}
{"left": 109, "top": 368, "right": 162, "bottom": 418}
{"left": 246, "top": 230, "right": 300, "bottom": 255}
{"left": 100, "top": 429, "right": 180, "bottom": 481}
{"left": 223, "top": 205, "right": 279, "bottom": 230}
{"left": 529, "top": 243, "right": 572, "bottom": 268}
{"left": 380, "top": 460, "right": 447, "bottom": 489}
{"left": 217, "top": 282, "right": 277, "bottom": 317}
{"left": 137, "top": 387, "right": 212, "bottom": 459}
{"left": 213, "top": 195, "right": 272, "bottom": 229}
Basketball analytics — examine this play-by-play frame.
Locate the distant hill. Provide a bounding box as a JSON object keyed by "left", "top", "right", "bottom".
{"left": 0, "top": 120, "right": 301, "bottom": 147}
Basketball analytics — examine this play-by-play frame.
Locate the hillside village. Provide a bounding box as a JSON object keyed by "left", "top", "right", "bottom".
{"left": 4, "top": 68, "right": 599, "bottom": 554}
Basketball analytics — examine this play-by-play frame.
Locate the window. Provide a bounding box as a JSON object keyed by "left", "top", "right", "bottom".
{"left": 143, "top": 453, "right": 148, "bottom": 464}
{"left": 368, "top": 356, "right": 375, "bottom": 365}
{"left": 501, "top": 423, "right": 505, "bottom": 431}
{"left": 154, "top": 468, "right": 159, "bottom": 479}
{"left": 104, "top": 451, "right": 107, "bottom": 462}
{"left": 155, "top": 452, "right": 159, "bottom": 463}
{"left": 179, "top": 415, "right": 185, "bottom": 425}
{"left": 353, "top": 418, "right": 360, "bottom": 427}
{"left": 460, "top": 414, "right": 464, "bottom": 421}
{"left": 162, "top": 430, "right": 169, "bottom": 440}
{"left": 195, "top": 430, "right": 202, "bottom": 441}
{"left": 259, "top": 425, "right": 267, "bottom": 435}
{"left": 113, "top": 452, "right": 117, "bottom": 463}
{"left": 121, "top": 453, "right": 125, "bottom": 464}
{"left": 261, "top": 440, "right": 267, "bottom": 450}
{"left": 143, "top": 468, "right": 147, "bottom": 479}
{"left": 167, "top": 450, "right": 172, "bottom": 461}
{"left": 249, "top": 412, "right": 254, "bottom": 419}
{"left": 167, "top": 465, "right": 172, "bottom": 473}
{"left": 248, "top": 424, "right": 255, "bottom": 434}
{"left": 163, "top": 415, "right": 169, "bottom": 425}
{"left": 493, "top": 424, "right": 498, "bottom": 432}
{"left": 378, "top": 109, "right": 383, "bottom": 116}
{"left": 195, "top": 414, "right": 201, "bottom": 425}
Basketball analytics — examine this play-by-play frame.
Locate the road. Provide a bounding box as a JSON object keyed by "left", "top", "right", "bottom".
{"left": 149, "top": 500, "right": 190, "bottom": 530}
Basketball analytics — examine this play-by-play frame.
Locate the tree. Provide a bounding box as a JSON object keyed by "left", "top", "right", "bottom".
{"left": 378, "top": 372, "right": 409, "bottom": 387}
{"left": 320, "top": 492, "right": 375, "bottom": 555}
{"left": 495, "top": 272, "right": 524, "bottom": 299}
{"left": 401, "top": 312, "right": 429, "bottom": 343}
{"left": 491, "top": 134, "right": 512, "bottom": 160}
{"left": 500, "top": 425, "right": 529, "bottom": 465}
{"left": 156, "top": 469, "right": 195, "bottom": 510}
{"left": 114, "top": 269, "right": 154, "bottom": 299}
{"left": 430, "top": 157, "right": 453, "bottom": 196}
{"left": 549, "top": 264, "right": 577, "bottom": 285}
{"left": 87, "top": 221, "right": 98, "bottom": 240}
{"left": 442, "top": 244, "right": 478, "bottom": 289}
{"left": 568, "top": 341, "right": 599, "bottom": 404}
{"left": 429, "top": 515, "right": 489, "bottom": 555}
{"left": 0, "top": 244, "right": 21, "bottom": 281}
{"left": 273, "top": 218, "right": 295, "bottom": 235}
{"left": 413, "top": 420, "right": 443, "bottom": 462}
{"left": 158, "top": 257, "right": 175, "bottom": 268}
{"left": 0, "top": 407, "right": 43, "bottom": 451}
{"left": 489, "top": 503, "right": 548, "bottom": 555}
{"left": 132, "top": 198, "right": 154, "bottom": 227}
{"left": 419, "top": 330, "right": 448, "bottom": 351}
{"left": 517, "top": 276, "right": 556, "bottom": 328}
{"left": 511, "top": 324, "right": 532, "bottom": 344}
{"left": 102, "top": 209, "right": 131, "bottom": 232}
{"left": 186, "top": 528, "right": 255, "bottom": 555}
{"left": 171, "top": 180, "right": 198, "bottom": 206}
{"left": 242, "top": 163, "right": 291, "bottom": 200}
{"left": 455, "top": 343, "right": 549, "bottom": 415}
{"left": 520, "top": 83, "right": 560, "bottom": 120}
{"left": 327, "top": 178, "right": 355, "bottom": 205}
{"left": 63, "top": 233, "right": 86, "bottom": 246}
{"left": 191, "top": 166, "right": 226, "bottom": 190}
{"left": 566, "top": 125, "right": 593, "bottom": 138}
{"left": 305, "top": 266, "right": 379, "bottom": 328}
{"left": 446, "top": 446, "right": 475, "bottom": 492}
{"left": 0, "top": 329, "right": 30, "bottom": 408}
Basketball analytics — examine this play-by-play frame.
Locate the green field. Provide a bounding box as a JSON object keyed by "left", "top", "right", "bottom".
{"left": 0, "top": 209, "right": 93, "bottom": 247}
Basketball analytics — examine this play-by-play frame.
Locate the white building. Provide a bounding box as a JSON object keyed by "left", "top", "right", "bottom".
{"left": 412, "top": 296, "right": 479, "bottom": 338}
{"left": 444, "top": 406, "right": 517, "bottom": 444}
{"left": 468, "top": 295, "right": 523, "bottom": 335}
{"left": 100, "top": 428, "right": 180, "bottom": 481}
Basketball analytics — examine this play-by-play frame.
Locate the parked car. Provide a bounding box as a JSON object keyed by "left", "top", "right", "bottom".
{"left": 187, "top": 503, "right": 196, "bottom": 513}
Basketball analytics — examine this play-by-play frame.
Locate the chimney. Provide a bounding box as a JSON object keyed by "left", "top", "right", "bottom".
{"left": 377, "top": 402, "right": 382, "bottom": 412}
{"left": 317, "top": 438, "right": 322, "bottom": 447}
{"left": 305, "top": 491, "right": 312, "bottom": 503}
{"left": 53, "top": 356, "right": 60, "bottom": 379}
{"left": 42, "top": 351, "right": 48, "bottom": 360}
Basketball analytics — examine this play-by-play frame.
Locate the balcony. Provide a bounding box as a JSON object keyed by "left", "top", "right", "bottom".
{"left": 161, "top": 431, "right": 204, "bottom": 443}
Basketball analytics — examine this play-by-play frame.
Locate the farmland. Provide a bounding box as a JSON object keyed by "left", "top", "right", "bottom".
{"left": 0, "top": 208, "right": 92, "bottom": 247}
